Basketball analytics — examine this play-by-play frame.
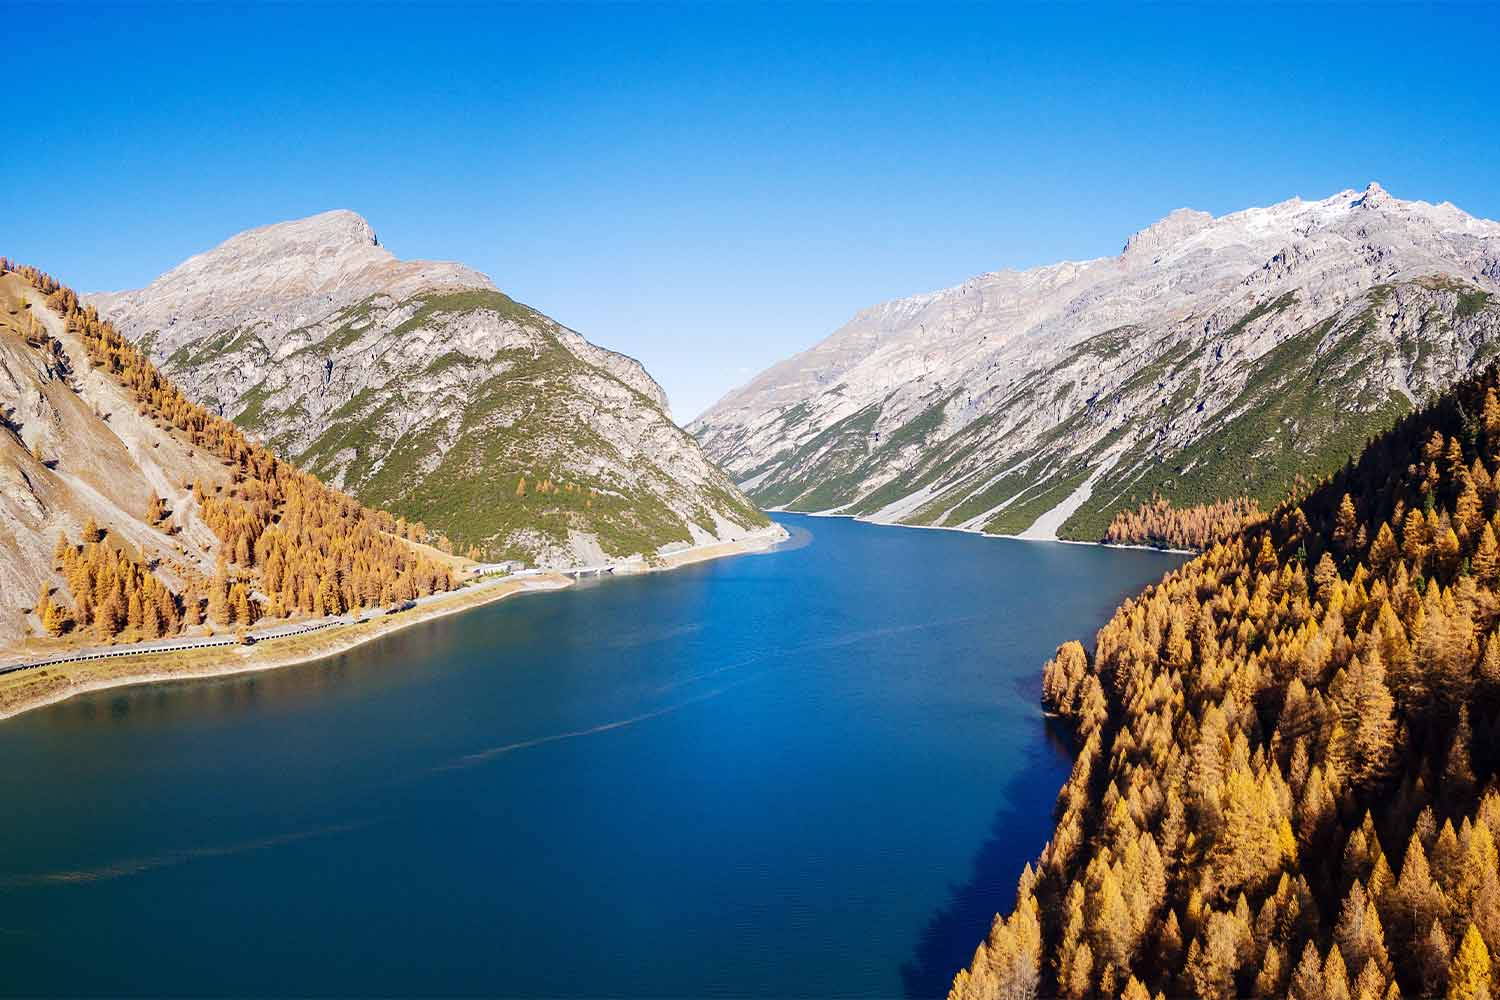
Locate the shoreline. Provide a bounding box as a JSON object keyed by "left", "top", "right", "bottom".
{"left": 0, "top": 525, "right": 788, "bottom": 724}
{"left": 771, "top": 509, "right": 1195, "bottom": 556}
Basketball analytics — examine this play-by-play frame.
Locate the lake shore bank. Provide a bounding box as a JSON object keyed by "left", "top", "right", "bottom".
{"left": 0, "top": 525, "right": 788, "bottom": 723}
{"left": 773, "top": 509, "right": 1196, "bottom": 556}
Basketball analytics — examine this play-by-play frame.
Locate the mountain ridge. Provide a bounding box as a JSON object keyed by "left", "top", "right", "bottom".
{"left": 88, "top": 213, "right": 769, "bottom": 566}
{"left": 691, "top": 183, "right": 1500, "bottom": 543}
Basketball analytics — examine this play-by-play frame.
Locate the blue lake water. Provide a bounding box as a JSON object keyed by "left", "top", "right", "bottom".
{"left": 0, "top": 514, "right": 1181, "bottom": 997}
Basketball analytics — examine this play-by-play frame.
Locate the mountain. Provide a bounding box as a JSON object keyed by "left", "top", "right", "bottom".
{"left": 949, "top": 356, "right": 1500, "bottom": 999}
{"left": 89, "top": 211, "right": 768, "bottom": 566}
{"left": 0, "top": 261, "right": 458, "bottom": 652}
{"left": 691, "top": 184, "right": 1500, "bottom": 543}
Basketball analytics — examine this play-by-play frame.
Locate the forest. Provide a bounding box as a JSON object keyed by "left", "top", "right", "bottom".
{"left": 4, "top": 259, "right": 458, "bottom": 642}
{"left": 953, "top": 365, "right": 1500, "bottom": 999}
{"left": 1104, "top": 496, "right": 1265, "bottom": 552}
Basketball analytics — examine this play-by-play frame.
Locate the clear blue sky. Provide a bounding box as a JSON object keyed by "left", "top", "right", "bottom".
{"left": 5, "top": 2, "right": 1498, "bottom": 420}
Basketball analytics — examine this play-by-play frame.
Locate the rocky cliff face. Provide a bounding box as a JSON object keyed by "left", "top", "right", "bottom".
{"left": 90, "top": 212, "right": 767, "bottom": 566}
{"left": 690, "top": 184, "right": 1500, "bottom": 540}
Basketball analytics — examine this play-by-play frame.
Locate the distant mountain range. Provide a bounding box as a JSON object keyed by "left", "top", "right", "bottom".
{"left": 90, "top": 212, "right": 767, "bottom": 566}
{"left": 691, "top": 183, "right": 1500, "bottom": 541}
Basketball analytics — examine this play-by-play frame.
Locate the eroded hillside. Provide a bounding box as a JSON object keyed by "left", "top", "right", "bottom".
{"left": 0, "top": 263, "right": 458, "bottom": 658}
{"left": 693, "top": 185, "right": 1500, "bottom": 543}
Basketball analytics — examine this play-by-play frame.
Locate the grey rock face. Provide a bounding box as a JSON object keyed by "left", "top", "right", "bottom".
{"left": 690, "top": 184, "right": 1500, "bottom": 540}
{"left": 89, "top": 212, "right": 767, "bottom": 566}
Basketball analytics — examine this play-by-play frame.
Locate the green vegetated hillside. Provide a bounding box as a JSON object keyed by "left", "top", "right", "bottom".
{"left": 1058, "top": 283, "right": 1491, "bottom": 542}
{"left": 740, "top": 280, "right": 1498, "bottom": 544}
{"left": 951, "top": 360, "right": 1500, "bottom": 998}
{"left": 225, "top": 288, "right": 764, "bottom": 563}
{"left": 90, "top": 211, "right": 769, "bottom": 568}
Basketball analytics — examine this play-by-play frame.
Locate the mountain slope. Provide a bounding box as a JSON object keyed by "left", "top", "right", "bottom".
{"left": 691, "top": 184, "right": 1500, "bottom": 542}
{"left": 0, "top": 261, "right": 459, "bottom": 655}
{"left": 949, "top": 356, "right": 1500, "bottom": 999}
{"left": 90, "top": 212, "right": 768, "bottom": 566}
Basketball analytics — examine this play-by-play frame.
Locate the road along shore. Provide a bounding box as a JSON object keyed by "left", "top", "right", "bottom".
{"left": 0, "top": 525, "right": 788, "bottom": 723}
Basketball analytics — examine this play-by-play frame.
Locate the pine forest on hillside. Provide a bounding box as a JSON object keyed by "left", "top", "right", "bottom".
{"left": 3, "top": 260, "right": 458, "bottom": 645}
{"left": 1104, "top": 496, "right": 1266, "bottom": 552}
{"left": 952, "top": 363, "right": 1500, "bottom": 999}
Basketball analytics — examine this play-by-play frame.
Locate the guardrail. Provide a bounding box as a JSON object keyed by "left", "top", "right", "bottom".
{"left": 0, "top": 546, "right": 714, "bottom": 679}
{"left": 0, "top": 614, "right": 360, "bottom": 677}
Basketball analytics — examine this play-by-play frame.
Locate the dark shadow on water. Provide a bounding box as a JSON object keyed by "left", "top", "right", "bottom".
{"left": 899, "top": 717, "right": 1074, "bottom": 999}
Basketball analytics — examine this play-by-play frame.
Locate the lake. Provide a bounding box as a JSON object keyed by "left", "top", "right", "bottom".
{"left": 0, "top": 514, "right": 1182, "bottom": 997}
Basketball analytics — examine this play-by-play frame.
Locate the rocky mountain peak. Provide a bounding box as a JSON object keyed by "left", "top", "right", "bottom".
{"left": 1121, "top": 207, "right": 1215, "bottom": 258}
{"left": 1353, "top": 180, "right": 1391, "bottom": 209}
{"left": 166, "top": 208, "right": 393, "bottom": 287}
{"left": 260, "top": 208, "right": 381, "bottom": 250}
{"left": 88, "top": 211, "right": 494, "bottom": 349}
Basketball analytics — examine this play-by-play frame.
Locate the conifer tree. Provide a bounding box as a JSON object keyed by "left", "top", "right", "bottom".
{"left": 231, "top": 583, "right": 253, "bottom": 628}
{"left": 1332, "top": 651, "right": 1399, "bottom": 789}
{"left": 1334, "top": 493, "right": 1359, "bottom": 556}
{"left": 141, "top": 600, "right": 162, "bottom": 639}
{"left": 1289, "top": 941, "right": 1326, "bottom": 1000}
{"left": 208, "top": 558, "right": 230, "bottom": 626}
{"left": 95, "top": 596, "right": 122, "bottom": 640}
{"left": 40, "top": 595, "right": 66, "bottom": 636}
{"left": 1418, "top": 920, "right": 1452, "bottom": 997}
